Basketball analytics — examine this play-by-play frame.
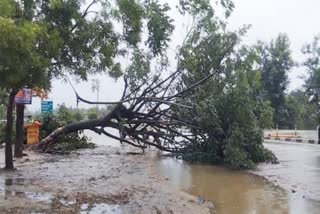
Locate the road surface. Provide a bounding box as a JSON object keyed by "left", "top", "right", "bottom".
{"left": 256, "top": 140, "right": 320, "bottom": 213}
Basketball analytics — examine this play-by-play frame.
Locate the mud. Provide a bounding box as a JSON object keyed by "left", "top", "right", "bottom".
{"left": 0, "top": 145, "right": 211, "bottom": 214}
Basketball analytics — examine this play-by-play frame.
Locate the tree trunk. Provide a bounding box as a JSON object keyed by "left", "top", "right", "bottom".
{"left": 36, "top": 105, "right": 120, "bottom": 151}
{"left": 5, "top": 89, "right": 17, "bottom": 170}
{"left": 14, "top": 104, "right": 24, "bottom": 158}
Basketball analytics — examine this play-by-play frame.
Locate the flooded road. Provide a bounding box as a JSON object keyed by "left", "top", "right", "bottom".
{"left": 156, "top": 141, "right": 320, "bottom": 214}
{"left": 1, "top": 132, "right": 320, "bottom": 213}
{"left": 157, "top": 158, "right": 289, "bottom": 214}
{"left": 0, "top": 144, "right": 211, "bottom": 214}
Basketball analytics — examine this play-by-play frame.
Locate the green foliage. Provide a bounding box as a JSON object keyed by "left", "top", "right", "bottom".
{"left": 126, "top": 49, "right": 151, "bottom": 88}
{"left": 72, "top": 110, "right": 84, "bottom": 122}
{"left": 286, "top": 90, "right": 317, "bottom": 129}
{"left": 87, "top": 111, "right": 98, "bottom": 120}
{"left": 176, "top": 8, "right": 276, "bottom": 169}
{"left": 117, "top": 0, "right": 144, "bottom": 46}
{"left": 302, "top": 36, "right": 320, "bottom": 124}
{"left": 145, "top": 1, "right": 174, "bottom": 56}
{"left": 0, "top": 18, "right": 52, "bottom": 89}
{"left": 38, "top": 105, "right": 94, "bottom": 154}
{"left": 0, "top": 0, "right": 14, "bottom": 18}
{"left": 257, "top": 101, "right": 274, "bottom": 129}
{"left": 255, "top": 33, "right": 294, "bottom": 128}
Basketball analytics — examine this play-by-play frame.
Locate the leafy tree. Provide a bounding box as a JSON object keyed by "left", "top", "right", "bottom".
{"left": 0, "top": 0, "right": 176, "bottom": 169}
{"left": 256, "top": 34, "right": 294, "bottom": 128}
{"left": 290, "top": 90, "right": 317, "bottom": 129}
{"left": 302, "top": 36, "right": 320, "bottom": 125}
{"left": 175, "top": 5, "right": 276, "bottom": 168}
{"left": 0, "top": 5, "right": 54, "bottom": 168}
{"left": 232, "top": 46, "right": 274, "bottom": 129}
{"left": 281, "top": 95, "right": 301, "bottom": 129}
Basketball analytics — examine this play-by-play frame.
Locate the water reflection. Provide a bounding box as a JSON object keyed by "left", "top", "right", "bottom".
{"left": 157, "top": 157, "right": 320, "bottom": 214}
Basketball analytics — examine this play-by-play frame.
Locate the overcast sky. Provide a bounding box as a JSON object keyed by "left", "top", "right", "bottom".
{"left": 27, "top": 0, "right": 320, "bottom": 112}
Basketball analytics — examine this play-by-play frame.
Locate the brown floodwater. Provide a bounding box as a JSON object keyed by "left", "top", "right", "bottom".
{"left": 84, "top": 131, "right": 320, "bottom": 214}
{"left": 156, "top": 156, "right": 320, "bottom": 214}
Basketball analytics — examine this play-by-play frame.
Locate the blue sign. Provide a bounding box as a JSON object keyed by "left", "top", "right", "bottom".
{"left": 41, "top": 101, "right": 53, "bottom": 113}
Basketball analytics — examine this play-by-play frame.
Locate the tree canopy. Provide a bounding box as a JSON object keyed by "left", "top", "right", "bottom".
{"left": 302, "top": 36, "right": 320, "bottom": 124}
{"left": 255, "top": 33, "right": 294, "bottom": 128}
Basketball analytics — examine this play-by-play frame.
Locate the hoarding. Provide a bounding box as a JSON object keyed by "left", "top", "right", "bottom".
{"left": 15, "top": 89, "right": 32, "bottom": 104}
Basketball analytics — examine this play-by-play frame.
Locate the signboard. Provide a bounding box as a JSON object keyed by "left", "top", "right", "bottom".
{"left": 41, "top": 101, "right": 53, "bottom": 113}
{"left": 15, "top": 89, "right": 32, "bottom": 104}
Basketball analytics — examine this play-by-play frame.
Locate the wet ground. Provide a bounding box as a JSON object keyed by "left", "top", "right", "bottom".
{"left": 258, "top": 141, "right": 320, "bottom": 212}
{"left": 157, "top": 158, "right": 289, "bottom": 214}
{"left": 156, "top": 140, "right": 320, "bottom": 214}
{"left": 1, "top": 132, "right": 320, "bottom": 213}
{"left": 0, "top": 145, "right": 211, "bottom": 214}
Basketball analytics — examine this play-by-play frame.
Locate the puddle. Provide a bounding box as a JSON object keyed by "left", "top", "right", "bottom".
{"left": 4, "top": 178, "right": 28, "bottom": 186}
{"left": 80, "top": 203, "right": 123, "bottom": 214}
{"left": 0, "top": 188, "right": 53, "bottom": 203}
{"left": 156, "top": 157, "right": 320, "bottom": 214}
{"left": 25, "top": 192, "right": 53, "bottom": 202}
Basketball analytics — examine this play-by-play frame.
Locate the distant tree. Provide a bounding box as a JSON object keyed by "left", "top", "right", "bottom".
{"left": 256, "top": 34, "right": 294, "bottom": 128}
{"left": 281, "top": 95, "right": 301, "bottom": 129}
{"left": 290, "top": 90, "right": 317, "bottom": 129}
{"left": 232, "top": 46, "right": 274, "bottom": 129}
{"left": 302, "top": 36, "right": 320, "bottom": 125}
{"left": 91, "top": 79, "right": 101, "bottom": 111}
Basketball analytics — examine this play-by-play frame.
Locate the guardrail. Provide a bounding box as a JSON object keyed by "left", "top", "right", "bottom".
{"left": 264, "top": 136, "right": 319, "bottom": 144}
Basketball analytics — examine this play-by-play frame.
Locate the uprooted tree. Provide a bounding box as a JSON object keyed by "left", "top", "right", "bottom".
{"left": 37, "top": 71, "right": 214, "bottom": 153}
{"left": 36, "top": 0, "right": 277, "bottom": 169}
{"left": 37, "top": 61, "right": 276, "bottom": 169}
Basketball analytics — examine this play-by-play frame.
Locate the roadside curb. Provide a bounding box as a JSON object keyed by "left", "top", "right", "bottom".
{"left": 264, "top": 137, "right": 319, "bottom": 144}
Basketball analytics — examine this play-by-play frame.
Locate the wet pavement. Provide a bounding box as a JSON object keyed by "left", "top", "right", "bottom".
{"left": 1, "top": 134, "right": 320, "bottom": 213}
{"left": 259, "top": 141, "right": 320, "bottom": 206}
{"left": 156, "top": 140, "right": 320, "bottom": 214}
{"left": 0, "top": 145, "right": 210, "bottom": 214}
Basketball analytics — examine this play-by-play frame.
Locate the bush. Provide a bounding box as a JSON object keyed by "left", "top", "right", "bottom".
{"left": 87, "top": 111, "right": 98, "bottom": 120}
{"left": 37, "top": 105, "right": 95, "bottom": 154}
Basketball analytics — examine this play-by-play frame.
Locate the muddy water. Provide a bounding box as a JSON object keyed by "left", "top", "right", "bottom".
{"left": 83, "top": 133, "right": 320, "bottom": 214}
{"left": 156, "top": 157, "right": 318, "bottom": 214}
{"left": 156, "top": 158, "right": 288, "bottom": 214}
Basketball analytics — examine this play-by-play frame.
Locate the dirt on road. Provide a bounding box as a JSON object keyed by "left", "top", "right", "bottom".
{"left": 0, "top": 145, "right": 212, "bottom": 214}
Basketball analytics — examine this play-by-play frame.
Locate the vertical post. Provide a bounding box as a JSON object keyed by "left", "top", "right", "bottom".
{"left": 295, "top": 125, "right": 297, "bottom": 136}
{"left": 317, "top": 126, "right": 320, "bottom": 144}
{"left": 276, "top": 124, "right": 279, "bottom": 137}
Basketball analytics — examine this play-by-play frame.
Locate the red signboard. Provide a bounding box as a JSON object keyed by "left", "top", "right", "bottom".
{"left": 15, "top": 89, "right": 32, "bottom": 104}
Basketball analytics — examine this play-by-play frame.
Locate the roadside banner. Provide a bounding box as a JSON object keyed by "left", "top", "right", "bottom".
{"left": 41, "top": 100, "right": 53, "bottom": 113}
{"left": 15, "top": 88, "right": 32, "bottom": 104}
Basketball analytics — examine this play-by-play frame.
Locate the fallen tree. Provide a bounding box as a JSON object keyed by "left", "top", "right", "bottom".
{"left": 36, "top": 71, "right": 213, "bottom": 153}
{"left": 34, "top": 0, "right": 278, "bottom": 169}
